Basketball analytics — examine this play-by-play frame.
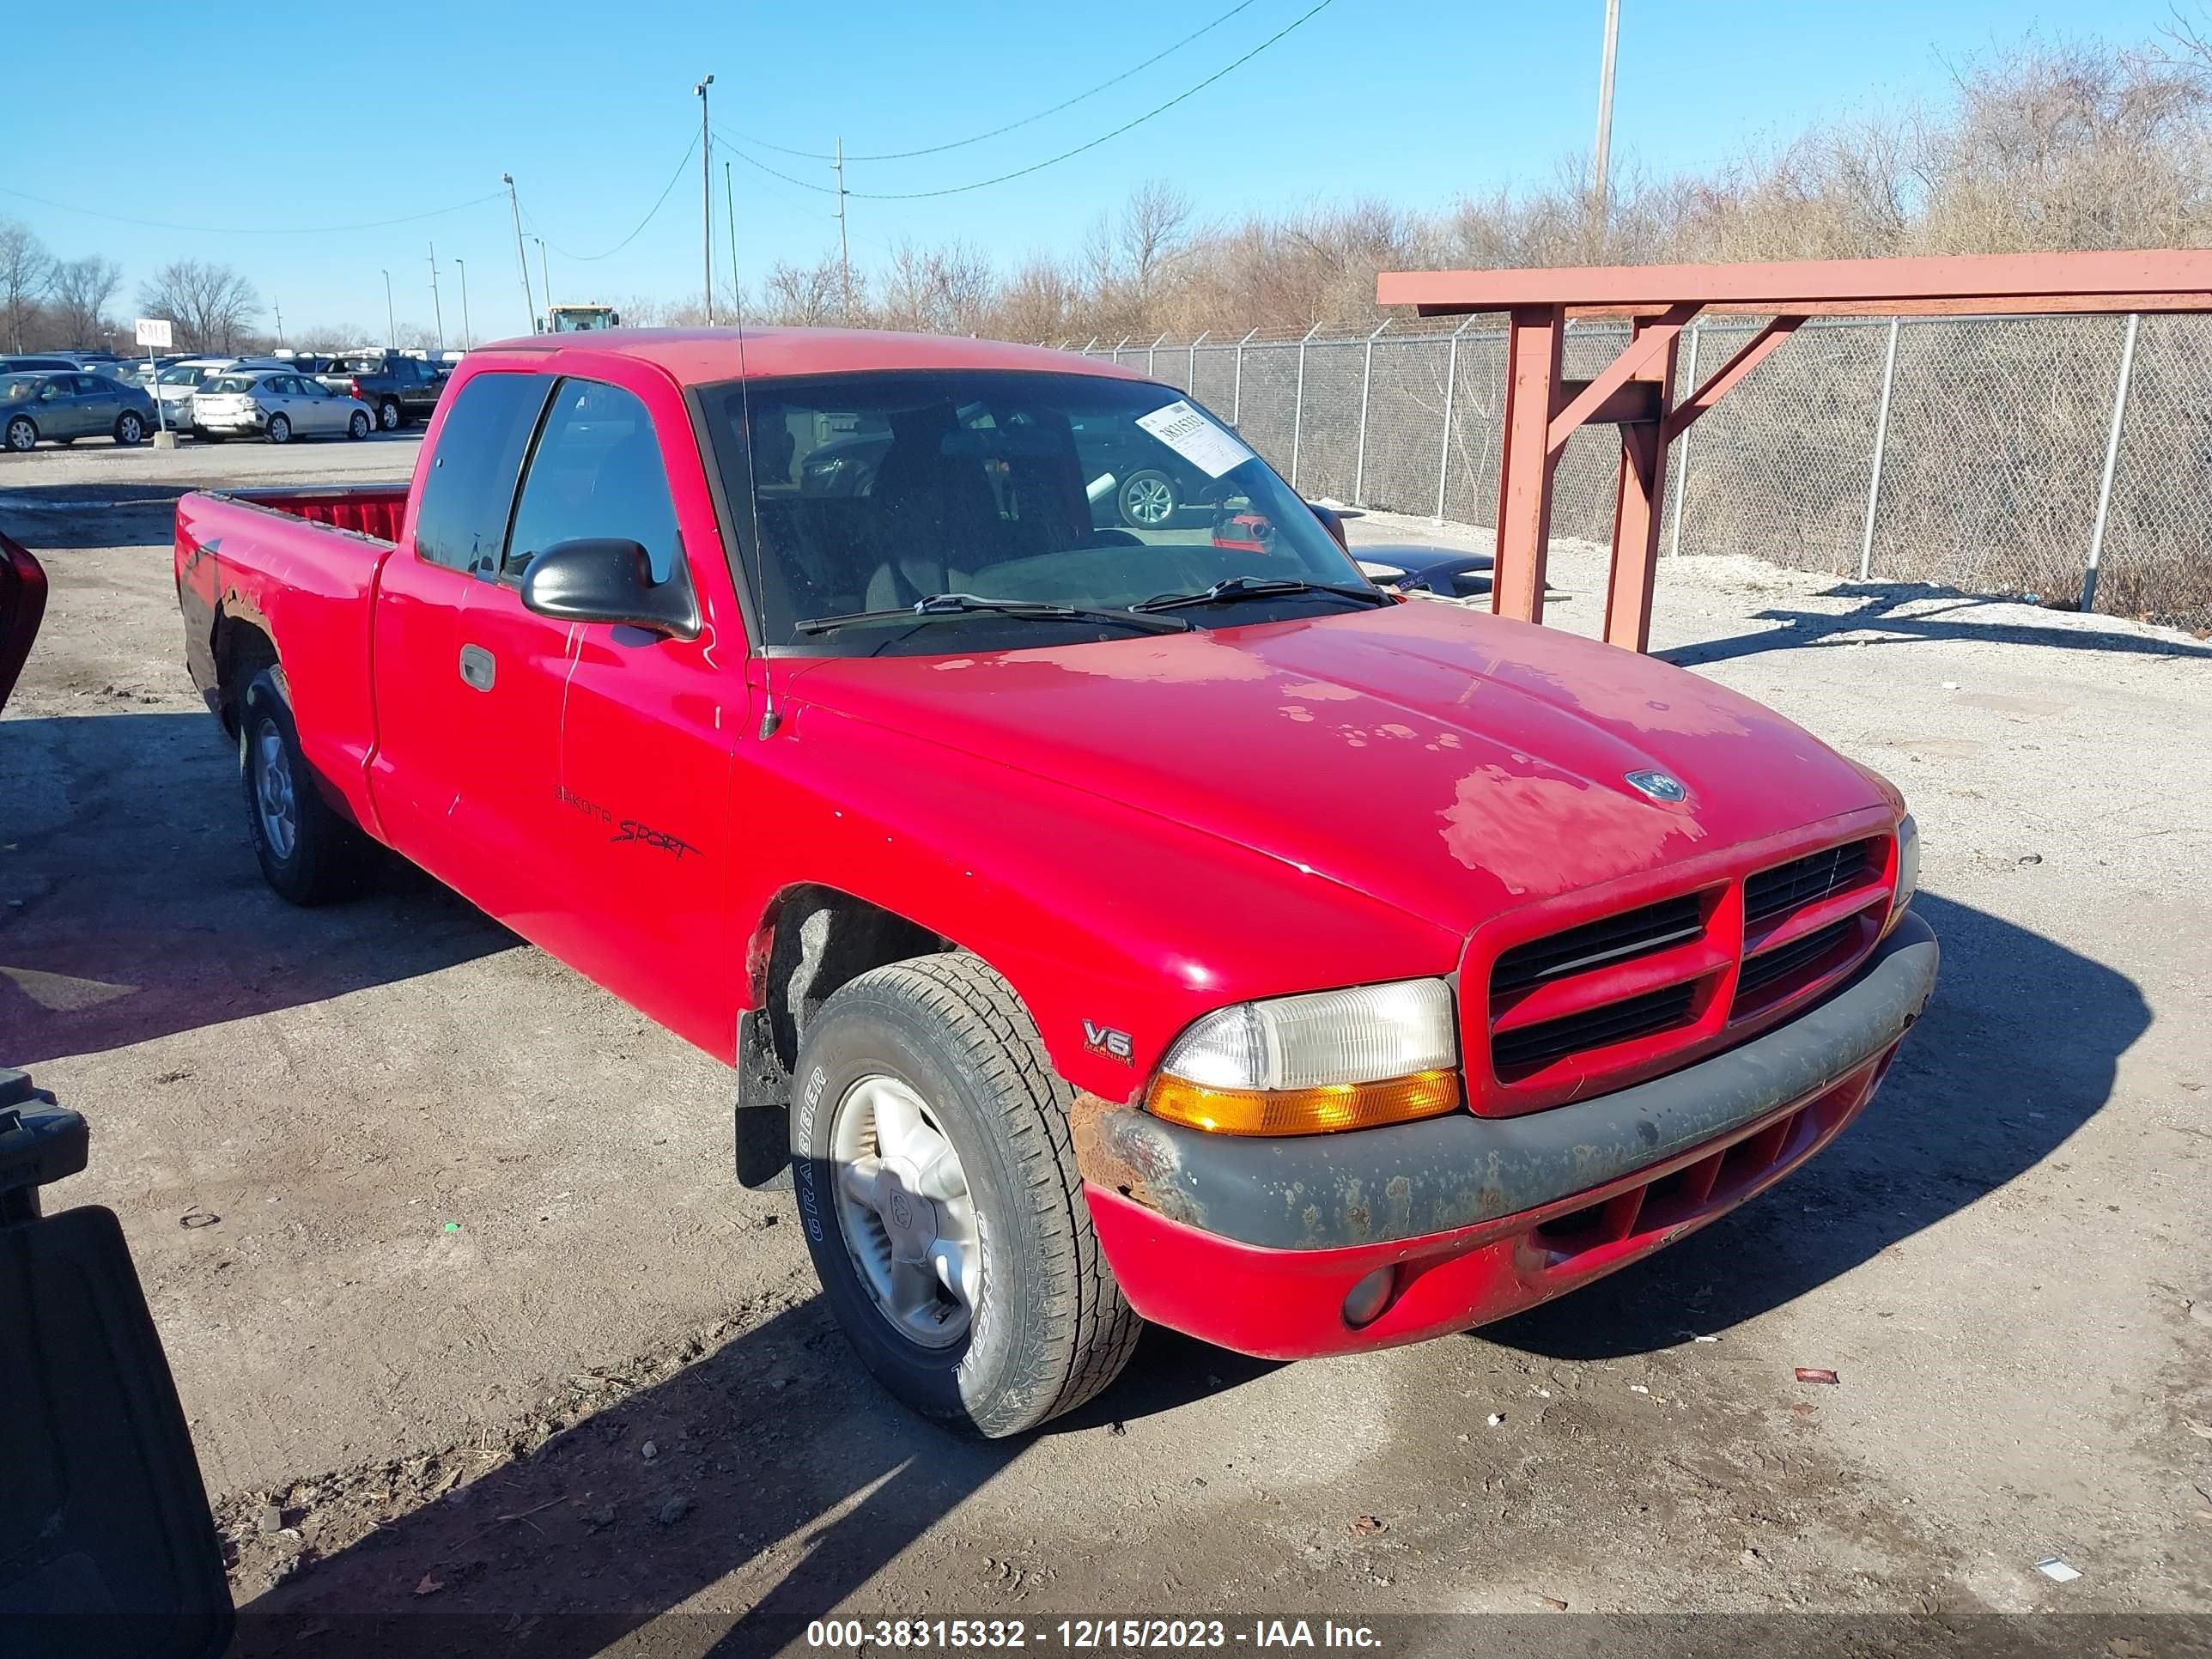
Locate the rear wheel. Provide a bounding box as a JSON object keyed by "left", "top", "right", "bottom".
{"left": 113, "top": 410, "right": 144, "bottom": 446}
{"left": 377, "top": 398, "right": 400, "bottom": 431}
{"left": 3, "top": 416, "right": 36, "bottom": 453}
{"left": 347, "top": 409, "right": 371, "bottom": 440}
{"left": 238, "top": 666, "right": 374, "bottom": 905}
{"left": 266, "top": 413, "right": 292, "bottom": 445}
{"left": 791, "top": 952, "right": 1139, "bottom": 1438}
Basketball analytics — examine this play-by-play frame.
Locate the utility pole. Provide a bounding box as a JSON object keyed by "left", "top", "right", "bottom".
{"left": 696, "top": 75, "right": 715, "bottom": 325}
{"left": 1592, "top": 0, "right": 1620, "bottom": 235}
{"left": 535, "top": 237, "right": 552, "bottom": 319}
{"left": 724, "top": 160, "right": 740, "bottom": 319}
{"left": 502, "top": 172, "right": 537, "bottom": 331}
{"left": 380, "top": 269, "right": 395, "bottom": 350}
{"left": 273, "top": 301, "right": 285, "bottom": 348}
{"left": 833, "top": 137, "right": 852, "bottom": 320}
{"left": 453, "top": 258, "right": 471, "bottom": 349}
{"left": 427, "top": 240, "right": 445, "bottom": 354}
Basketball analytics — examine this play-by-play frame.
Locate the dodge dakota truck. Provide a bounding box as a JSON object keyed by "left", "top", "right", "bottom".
{"left": 173, "top": 328, "right": 1936, "bottom": 1437}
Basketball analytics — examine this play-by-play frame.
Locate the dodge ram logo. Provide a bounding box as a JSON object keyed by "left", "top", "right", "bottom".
{"left": 1625, "top": 769, "right": 1688, "bottom": 804}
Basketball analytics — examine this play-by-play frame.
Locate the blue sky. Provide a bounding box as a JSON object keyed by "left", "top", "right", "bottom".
{"left": 3, "top": 0, "right": 2185, "bottom": 343}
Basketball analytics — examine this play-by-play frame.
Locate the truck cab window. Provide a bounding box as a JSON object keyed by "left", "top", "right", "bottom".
{"left": 505, "top": 380, "right": 680, "bottom": 584}
{"left": 411, "top": 372, "right": 553, "bottom": 575}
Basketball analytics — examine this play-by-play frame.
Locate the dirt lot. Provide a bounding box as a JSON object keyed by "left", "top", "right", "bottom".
{"left": 3, "top": 434, "right": 2209, "bottom": 1656}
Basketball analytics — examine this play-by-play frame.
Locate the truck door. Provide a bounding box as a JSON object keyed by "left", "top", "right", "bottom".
{"left": 366, "top": 369, "right": 570, "bottom": 925}
{"left": 505, "top": 374, "right": 738, "bottom": 1053}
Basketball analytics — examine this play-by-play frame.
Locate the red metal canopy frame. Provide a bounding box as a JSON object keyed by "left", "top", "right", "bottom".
{"left": 1376, "top": 250, "right": 2212, "bottom": 653}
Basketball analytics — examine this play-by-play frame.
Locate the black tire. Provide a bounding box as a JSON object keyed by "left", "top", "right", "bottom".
{"left": 791, "top": 952, "right": 1139, "bottom": 1438}
{"left": 377, "top": 398, "right": 401, "bottom": 431}
{"left": 113, "top": 410, "right": 145, "bottom": 447}
{"left": 1117, "top": 467, "right": 1180, "bottom": 529}
{"left": 347, "top": 409, "right": 371, "bottom": 440}
{"left": 238, "top": 666, "right": 375, "bottom": 906}
{"left": 4, "top": 416, "right": 37, "bottom": 453}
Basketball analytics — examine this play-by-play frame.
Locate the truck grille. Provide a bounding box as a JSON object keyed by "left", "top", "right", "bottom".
{"left": 1491, "top": 893, "right": 1705, "bottom": 999}
{"left": 1474, "top": 830, "right": 1895, "bottom": 1108}
{"left": 1491, "top": 981, "right": 1698, "bottom": 1080}
{"left": 1745, "top": 839, "right": 1874, "bottom": 928}
{"left": 1734, "top": 917, "right": 1856, "bottom": 1008}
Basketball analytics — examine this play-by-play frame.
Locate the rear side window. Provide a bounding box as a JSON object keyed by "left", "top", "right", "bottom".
{"left": 505, "top": 379, "right": 679, "bottom": 582}
{"left": 411, "top": 372, "right": 554, "bottom": 575}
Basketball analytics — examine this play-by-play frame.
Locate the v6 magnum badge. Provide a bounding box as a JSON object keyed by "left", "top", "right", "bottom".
{"left": 1082, "top": 1020, "right": 1134, "bottom": 1064}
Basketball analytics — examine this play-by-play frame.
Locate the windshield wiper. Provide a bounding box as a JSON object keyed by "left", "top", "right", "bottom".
{"left": 794, "top": 592, "right": 1192, "bottom": 636}
{"left": 1131, "top": 575, "right": 1389, "bottom": 614}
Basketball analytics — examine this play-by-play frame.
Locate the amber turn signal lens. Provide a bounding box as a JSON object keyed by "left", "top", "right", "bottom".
{"left": 1146, "top": 1068, "right": 1462, "bottom": 1136}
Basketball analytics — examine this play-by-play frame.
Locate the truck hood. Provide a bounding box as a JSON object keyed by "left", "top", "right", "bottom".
{"left": 788, "top": 600, "right": 1887, "bottom": 935}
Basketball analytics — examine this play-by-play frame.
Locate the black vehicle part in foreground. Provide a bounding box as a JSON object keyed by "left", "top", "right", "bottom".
{"left": 0, "top": 1069, "right": 234, "bottom": 1657}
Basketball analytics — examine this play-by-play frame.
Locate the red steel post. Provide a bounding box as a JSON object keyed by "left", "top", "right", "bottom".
{"left": 1602, "top": 315, "right": 1681, "bottom": 652}
{"left": 1492, "top": 306, "right": 1565, "bottom": 624}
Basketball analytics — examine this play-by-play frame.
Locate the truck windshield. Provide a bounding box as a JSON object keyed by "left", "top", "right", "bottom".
{"left": 697, "top": 369, "right": 1374, "bottom": 653}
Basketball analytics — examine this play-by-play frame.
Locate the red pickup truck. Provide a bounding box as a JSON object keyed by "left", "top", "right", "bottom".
{"left": 174, "top": 329, "right": 1936, "bottom": 1437}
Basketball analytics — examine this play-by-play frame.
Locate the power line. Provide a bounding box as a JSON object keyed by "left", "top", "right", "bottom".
{"left": 522, "top": 132, "right": 701, "bottom": 263}
{"left": 720, "top": 0, "right": 1264, "bottom": 163}
{"left": 716, "top": 0, "right": 1337, "bottom": 203}
{"left": 0, "top": 185, "right": 507, "bottom": 237}
{"left": 713, "top": 139, "right": 896, "bottom": 254}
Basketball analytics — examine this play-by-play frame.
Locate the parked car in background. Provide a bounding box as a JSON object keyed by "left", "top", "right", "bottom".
{"left": 312, "top": 352, "right": 447, "bottom": 430}
{"left": 150, "top": 357, "right": 287, "bottom": 430}
{"left": 191, "top": 370, "right": 373, "bottom": 444}
{"left": 0, "top": 356, "right": 84, "bottom": 377}
{"left": 1, "top": 371, "right": 158, "bottom": 451}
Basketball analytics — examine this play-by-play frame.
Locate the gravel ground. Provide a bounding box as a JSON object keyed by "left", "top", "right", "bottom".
{"left": 3, "top": 437, "right": 2209, "bottom": 1656}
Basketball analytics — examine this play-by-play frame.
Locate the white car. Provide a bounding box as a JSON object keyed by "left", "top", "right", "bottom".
{"left": 150, "top": 356, "right": 287, "bottom": 430}
{"left": 191, "top": 370, "right": 374, "bottom": 444}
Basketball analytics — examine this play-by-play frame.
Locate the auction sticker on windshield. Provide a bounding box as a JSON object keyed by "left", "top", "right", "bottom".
{"left": 1134, "top": 400, "right": 1255, "bottom": 477}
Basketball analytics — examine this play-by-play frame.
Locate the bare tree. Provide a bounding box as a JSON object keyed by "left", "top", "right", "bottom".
{"left": 1118, "top": 178, "right": 1194, "bottom": 307}
{"left": 0, "top": 220, "right": 52, "bottom": 353}
{"left": 878, "top": 240, "right": 994, "bottom": 336}
{"left": 760, "top": 256, "right": 848, "bottom": 325}
{"left": 138, "top": 260, "right": 260, "bottom": 354}
{"left": 49, "top": 256, "right": 123, "bottom": 348}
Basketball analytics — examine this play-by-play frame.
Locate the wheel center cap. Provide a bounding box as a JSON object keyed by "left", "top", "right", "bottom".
{"left": 876, "top": 1159, "right": 938, "bottom": 1263}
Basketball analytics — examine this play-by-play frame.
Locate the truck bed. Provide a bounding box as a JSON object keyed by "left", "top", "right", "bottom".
{"left": 216, "top": 483, "right": 410, "bottom": 545}
{"left": 175, "top": 483, "right": 411, "bottom": 842}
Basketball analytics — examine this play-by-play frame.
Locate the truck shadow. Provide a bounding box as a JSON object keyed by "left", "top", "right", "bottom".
{"left": 0, "top": 711, "right": 511, "bottom": 1065}
{"left": 1483, "top": 890, "right": 2146, "bottom": 1360}
{"left": 224, "top": 1256, "right": 1249, "bottom": 1656}
{"left": 1662, "top": 582, "right": 2212, "bottom": 665}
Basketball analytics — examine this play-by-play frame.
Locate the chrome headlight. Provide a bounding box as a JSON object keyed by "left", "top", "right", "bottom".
{"left": 1146, "top": 978, "right": 1461, "bottom": 1136}
{"left": 1884, "top": 813, "right": 1919, "bottom": 937}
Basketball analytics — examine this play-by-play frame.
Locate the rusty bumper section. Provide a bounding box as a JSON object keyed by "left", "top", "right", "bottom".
{"left": 1074, "top": 911, "right": 1937, "bottom": 1252}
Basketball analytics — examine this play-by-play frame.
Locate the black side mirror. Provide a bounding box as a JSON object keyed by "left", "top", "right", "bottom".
{"left": 1309, "top": 501, "right": 1350, "bottom": 552}
{"left": 520, "top": 538, "right": 698, "bottom": 638}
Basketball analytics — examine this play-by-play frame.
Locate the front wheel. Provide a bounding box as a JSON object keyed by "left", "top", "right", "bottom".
{"left": 377, "top": 398, "right": 401, "bottom": 431}
{"left": 347, "top": 409, "right": 371, "bottom": 440}
{"left": 239, "top": 666, "right": 375, "bottom": 905}
{"left": 791, "top": 953, "right": 1139, "bottom": 1437}
{"left": 1118, "top": 468, "right": 1180, "bottom": 529}
{"left": 113, "top": 410, "right": 145, "bottom": 446}
{"left": 266, "top": 413, "right": 292, "bottom": 445}
{"left": 3, "top": 416, "right": 36, "bottom": 453}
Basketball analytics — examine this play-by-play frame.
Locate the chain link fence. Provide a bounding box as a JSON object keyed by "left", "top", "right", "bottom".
{"left": 1067, "top": 313, "right": 2212, "bottom": 633}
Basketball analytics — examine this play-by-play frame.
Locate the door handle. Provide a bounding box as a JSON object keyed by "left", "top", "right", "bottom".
{"left": 458, "top": 643, "right": 495, "bottom": 692}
